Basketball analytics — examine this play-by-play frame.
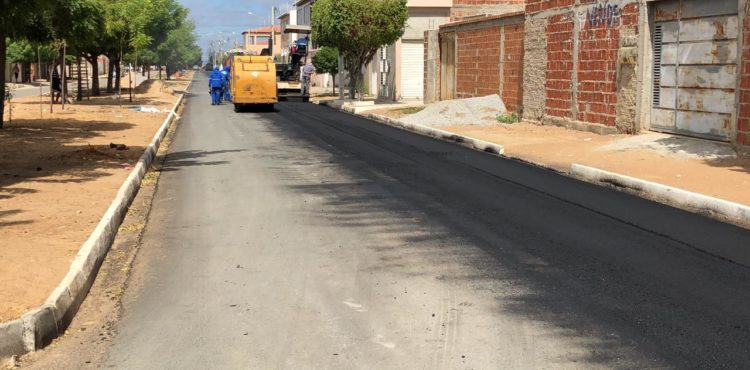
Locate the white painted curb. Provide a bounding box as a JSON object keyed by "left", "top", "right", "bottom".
{"left": 571, "top": 164, "right": 750, "bottom": 227}
{"left": 319, "top": 100, "right": 504, "bottom": 156}
{"left": 0, "top": 81, "right": 192, "bottom": 361}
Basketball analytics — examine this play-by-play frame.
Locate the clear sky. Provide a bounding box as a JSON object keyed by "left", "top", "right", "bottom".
{"left": 178, "top": 0, "right": 294, "bottom": 62}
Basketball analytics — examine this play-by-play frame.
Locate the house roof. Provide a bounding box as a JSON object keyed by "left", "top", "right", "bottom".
{"left": 439, "top": 11, "right": 525, "bottom": 30}
{"left": 283, "top": 25, "right": 311, "bottom": 34}
{"left": 242, "top": 25, "right": 282, "bottom": 35}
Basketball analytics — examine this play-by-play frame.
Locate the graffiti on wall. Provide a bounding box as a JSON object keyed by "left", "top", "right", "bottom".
{"left": 586, "top": 2, "right": 621, "bottom": 28}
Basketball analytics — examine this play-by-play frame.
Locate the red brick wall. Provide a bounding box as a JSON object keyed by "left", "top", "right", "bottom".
{"left": 503, "top": 23, "right": 524, "bottom": 111}
{"left": 453, "top": 0, "right": 523, "bottom": 4}
{"left": 456, "top": 26, "right": 502, "bottom": 100}
{"left": 453, "top": 22, "right": 524, "bottom": 112}
{"left": 532, "top": 1, "right": 640, "bottom": 129}
{"left": 526, "top": 0, "right": 575, "bottom": 14}
{"left": 575, "top": 3, "right": 638, "bottom": 126}
{"left": 545, "top": 13, "right": 574, "bottom": 118}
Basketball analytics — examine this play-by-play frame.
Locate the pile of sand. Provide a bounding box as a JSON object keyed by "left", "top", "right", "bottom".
{"left": 401, "top": 95, "right": 507, "bottom": 127}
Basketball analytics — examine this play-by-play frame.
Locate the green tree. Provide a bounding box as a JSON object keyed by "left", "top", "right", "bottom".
{"left": 312, "top": 46, "right": 339, "bottom": 94}
{"left": 1, "top": 0, "right": 55, "bottom": 127}
{"left": 137, "top": 49, "right": 158, "bottom": 78}
{"left": 312, "top": 0, "right": 407, "bottom": 100}
{"left": 98, "top": 0, "right": 189, "bottom": 89}
{"left": 6, "top": 39, "right": 36, "bottom": 64}
{"left": 45, "top": 0, "right": 105, "bottom": 99}
{"left": 157, "top": 20, "right": 201, "bottom": 78}
{"left": 6, "top": 39, "right": 57, "bottom": 83}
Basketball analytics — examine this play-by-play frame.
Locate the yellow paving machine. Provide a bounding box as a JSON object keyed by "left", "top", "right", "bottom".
{"left": 229, "top": 53, "right": 278, "bottom": 112}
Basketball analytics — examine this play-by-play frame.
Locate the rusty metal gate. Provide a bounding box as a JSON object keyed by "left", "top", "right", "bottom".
{"left": 651, "top": 0, "right": 739, "bottom": 141}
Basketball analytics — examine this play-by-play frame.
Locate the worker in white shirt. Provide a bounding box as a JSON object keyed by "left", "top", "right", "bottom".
{"left": 302, "top": 61, "right": 316, "bottom": 96}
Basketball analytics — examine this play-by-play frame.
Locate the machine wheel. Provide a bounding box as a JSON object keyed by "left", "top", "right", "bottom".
{"left": 233, "top": 104, "right": 242, "bottom": 113}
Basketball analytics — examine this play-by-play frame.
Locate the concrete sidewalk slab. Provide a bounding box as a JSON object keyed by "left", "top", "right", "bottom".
{"left": 598, "top": 133, "right": 737, "bottom": 161}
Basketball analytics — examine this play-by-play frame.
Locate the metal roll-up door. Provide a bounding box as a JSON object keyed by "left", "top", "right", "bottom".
{"left": 651, "top": 0, "right": 739, "bottom": 141}
{"left": 400, "top": 41, "right": 424, "bottom": 100}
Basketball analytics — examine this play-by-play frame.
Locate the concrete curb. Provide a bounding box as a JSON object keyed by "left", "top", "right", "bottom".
{"left": 319, "top": 99, "right": 750, "bottom": 229}
{"left": 318, "top": 100, "right": 504, "bottom": 156}
{"left": 0, "top": 81, "right": 192, "bottom": 361}
{"left": 571, "top": 164, "right": 750, "bottom": 228}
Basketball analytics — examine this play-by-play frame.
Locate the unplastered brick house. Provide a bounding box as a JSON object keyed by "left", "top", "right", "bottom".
{"left": 425, "top": 0, "right": 750, "bottom": 149}
{"left": 423, "top": 1, "right": 527, "bottom": 108}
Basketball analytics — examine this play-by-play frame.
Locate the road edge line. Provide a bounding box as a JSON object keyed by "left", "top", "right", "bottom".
{"left": 318, "top": 100, "right": 504, "bottom": 156}
{"left": 570, "top": 163, "right": 750, "bottom": 228}
{"left": 316, "top": 100, "right": 750, "bottom": 229}
{"left": 0, "top": 80, "right": 192, "bottom": 363}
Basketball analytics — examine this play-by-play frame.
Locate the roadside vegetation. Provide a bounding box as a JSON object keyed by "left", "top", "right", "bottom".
{"left": 496, "top": 112, "right": 519, "bottom": 124}
{"left": 1, "top": 0, "right": 202, "bottom": 127}
{"left": 312, "top": 46, "right": 339, "bottom": 95}
{"left": 312, "top": 0, "right": 408, "bottom": 100}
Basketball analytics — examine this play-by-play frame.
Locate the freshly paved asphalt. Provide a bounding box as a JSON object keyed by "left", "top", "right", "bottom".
{"left": 103, "top": 73, "right": 750, "bottom": 369}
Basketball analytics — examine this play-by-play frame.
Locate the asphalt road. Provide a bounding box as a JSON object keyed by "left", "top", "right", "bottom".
{"left": 102, "top": 73, "right": 750, "bottom": 369}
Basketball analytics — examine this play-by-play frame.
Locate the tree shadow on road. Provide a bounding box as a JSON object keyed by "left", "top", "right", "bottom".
{"left": 158, "top": 149, "right": 247, "bottom": 172}
{"left": 259, "top": 104, "right": 750, "bottom": 369}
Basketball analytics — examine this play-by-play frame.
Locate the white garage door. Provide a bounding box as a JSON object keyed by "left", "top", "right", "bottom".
{"left": 400, "top": 41, "right": 424, "bottom": 100}
{"left": 651, "top": 0, "right": 738, "bottom": 141}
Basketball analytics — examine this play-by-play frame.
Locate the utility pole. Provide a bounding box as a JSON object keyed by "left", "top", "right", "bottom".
{"left": 270, "top": 6, "right": 276, "bottom": 57}
{"left": 38, "top": 46, "right": 42, "bottom": 119}
{"left": 61, "top": 41, "right": 66, "bottom": 110}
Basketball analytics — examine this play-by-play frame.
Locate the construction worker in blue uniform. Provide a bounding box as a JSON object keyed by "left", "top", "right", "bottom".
{"left": 221, "top": 65, "right": 232, "bottom": 102}
{"left": 208, "top": 66, "right": 224, "bottom": 105}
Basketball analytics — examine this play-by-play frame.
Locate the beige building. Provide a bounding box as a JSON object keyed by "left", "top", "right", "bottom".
{"left": 373, "top": 0, "right": 452, "bottom": 101}
{"left": 242, "top": 26, "right": 282, "bottom": 57}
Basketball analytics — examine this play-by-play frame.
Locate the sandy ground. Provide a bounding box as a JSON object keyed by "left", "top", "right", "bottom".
{"left": 441, "top": 123, "right": 750, "bottom": 206}
{"left": 0, "top": 73, "right": 191, "bottom": 322}
{"left": 368, "top": 106, "right": 426, "bottom": 119}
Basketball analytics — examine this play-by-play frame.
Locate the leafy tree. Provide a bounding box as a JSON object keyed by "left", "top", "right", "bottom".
{"left": 312, "top": 46, "right": 339, "bottom": 94}
{"left": 6, "top": 39, "right": 36, "bottom": 64}
{"left": 6, "top": 39, "right": 57, "bottom": 83}
{"left": 45, "top": 0, "right": 104, "bottom": 99}
{"left": 1, "top": 0, "right": 55, "bottom": 127}
{"left": 312, "top": 0, "right": 407, "bottom": 100}
{"left": 1, "top": 0, "right": 199, "bottom": 124}
{"left": 137, "top": 49, "right": 158, "bottom": 78}
{"left": 59, "top": 0, "right": 110, "bottom": 95}
{"left": 157, "top": 20, "right": 201, "bottom": 78}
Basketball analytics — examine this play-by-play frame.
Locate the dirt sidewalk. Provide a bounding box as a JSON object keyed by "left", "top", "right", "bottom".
{"left": 0, "top": 73, "right": 192, "bottom": 322}
{"left": 369, "top": 107, "right": 750, "bottom": 208}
